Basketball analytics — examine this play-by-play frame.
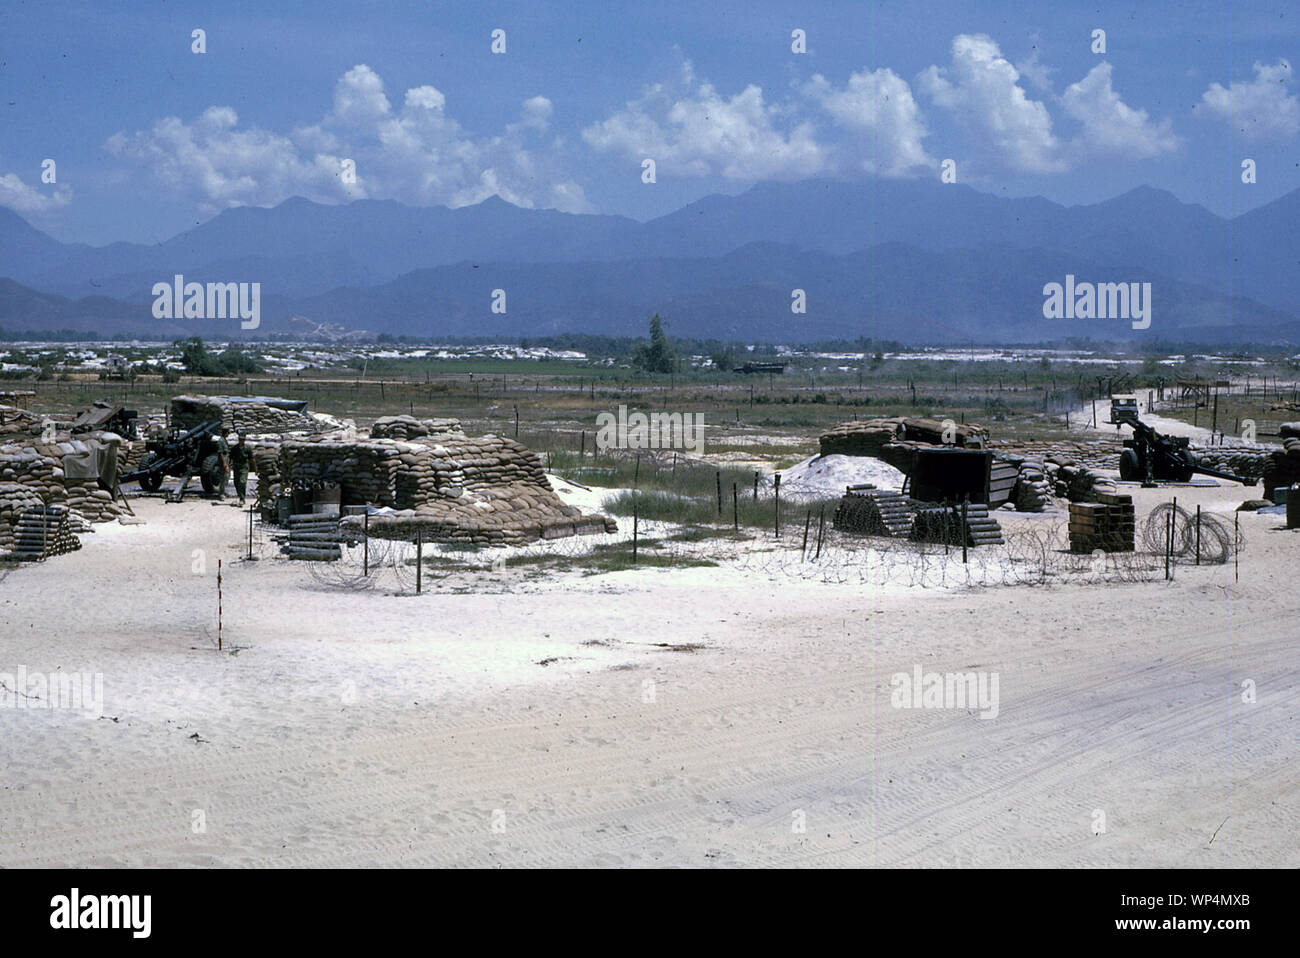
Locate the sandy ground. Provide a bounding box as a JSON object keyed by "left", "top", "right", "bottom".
{"left": 1, "top": 477, "right": 1297, "bottom": 868}
{"left": 1068, "top": 395, "right": 1277, "bottom": 448}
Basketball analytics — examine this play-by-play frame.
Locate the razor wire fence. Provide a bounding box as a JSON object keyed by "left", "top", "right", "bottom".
{"left": 1140, "top": 501, "right": 1241, "bottom": 566}
{"left": 289, "top": 501, "right": 1243, "bottom": 593}
{"left": 732, "top": 522, "right": 1162, "bottom": 589}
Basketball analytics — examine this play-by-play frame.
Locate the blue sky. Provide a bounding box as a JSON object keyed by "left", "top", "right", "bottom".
{"left": 2, "top": 0, "right": 1298, "bottom": 244}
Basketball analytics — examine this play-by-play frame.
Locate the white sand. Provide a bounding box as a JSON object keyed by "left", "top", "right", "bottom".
{"left": 773, "top": 454, "right": 906, "bottom": 502}
{"left": 1, "top": 479, "right": 1297, "bottom": 867}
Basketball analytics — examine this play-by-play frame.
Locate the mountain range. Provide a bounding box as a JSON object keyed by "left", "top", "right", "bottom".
{"left": 2, "top": 180, "right": 1298, "bottom": 344}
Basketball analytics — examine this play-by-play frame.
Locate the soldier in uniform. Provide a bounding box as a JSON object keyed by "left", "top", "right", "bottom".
{"left": 229, "top": 432, "right": 252, "bottom": 505}
{"left": 213, "top": 432, "right": 231, "bottom": 500}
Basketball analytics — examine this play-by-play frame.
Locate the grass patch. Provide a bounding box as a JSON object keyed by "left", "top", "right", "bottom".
{"left": 663, "top": 526, "right": 750, "bottom": 543}
{"left": 583, "top": 553, "right": 718, "bottom": 572}
{"left": 604, "top": 488, "right": 841, "bottom": 532}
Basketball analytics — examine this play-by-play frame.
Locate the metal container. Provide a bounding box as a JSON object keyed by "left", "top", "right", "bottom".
{"left": 1288, "top": 485, "right": 1300, "bottom": 529}
{"left": 312, "top": 485, "right": 342, "bottom": 517}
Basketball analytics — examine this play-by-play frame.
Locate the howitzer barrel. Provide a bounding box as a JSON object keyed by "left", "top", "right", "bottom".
{"left": 122, "top": 454, "right": 184, "bottom": 481}
{"left": 1192, "top": 462, "right": 1257, "bottom": 486}
{"left": 178, "top": 419, "right": 221, "bottom": 443}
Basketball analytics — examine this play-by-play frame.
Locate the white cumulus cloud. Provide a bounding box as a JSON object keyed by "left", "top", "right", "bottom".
{"left": 104, "top": 64, "right": 592, "bottom": 214}
{"left": 803, "top": 68, "right": 935, "bottom": 176}
{"left": 582, "top": 60, "right": 826, "bottom": 180}
{"left": 1199, "top": 59, "right": 1300, "bottom": 140}
{"left": 0, "top": 172, "right": 72, "bottom": 216}
{"left": 1062, "top": 62, "right": 1178, "bottom": 159}
{"left": 917, "top": 34, "right": 1065, "bottom": 173}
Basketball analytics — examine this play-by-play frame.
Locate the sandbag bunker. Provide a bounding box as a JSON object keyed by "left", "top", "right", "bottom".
{"left": 0, "top": 434, "right": 127, "bottom": 558}
{"left": 273, "top": 431, "right": 616, "bottom": 553}
{"left": 169, "top": 394, "right": 324, "bottom": 434}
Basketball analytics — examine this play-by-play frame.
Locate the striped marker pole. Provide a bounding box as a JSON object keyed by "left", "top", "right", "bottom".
{"left": 217, "top": 558, "right": 223, "bottom": 651}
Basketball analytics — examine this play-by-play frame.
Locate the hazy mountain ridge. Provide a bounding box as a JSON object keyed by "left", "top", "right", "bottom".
{"left": 1, "top": 181, "right": 1297, "bottom": 344}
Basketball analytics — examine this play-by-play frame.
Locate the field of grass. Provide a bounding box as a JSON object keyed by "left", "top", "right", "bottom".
{"left": 14, "top": 363, "right": 1144, "bottom": 436}
{"left": 13, "top": 345, "right": 1298, "bottom": 457}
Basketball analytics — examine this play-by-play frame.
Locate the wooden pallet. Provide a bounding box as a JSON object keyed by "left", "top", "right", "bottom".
{"left": 988, "top": 458, "right": 1021, "bottom": 509}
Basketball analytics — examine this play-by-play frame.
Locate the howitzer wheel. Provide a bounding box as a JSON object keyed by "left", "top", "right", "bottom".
{"left": 135, "top": 452, "right": 164, "bottom": 492}
{"left": 1262, "top": 462, "right": 1279, "bottom": 498}
{"left": 199, "top": 454, "right": 228, "bottom": 495}
{"left": 1119, "top": 449, "right": 1140, "bottom": 482}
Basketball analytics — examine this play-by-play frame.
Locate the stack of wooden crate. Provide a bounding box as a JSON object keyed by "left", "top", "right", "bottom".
{"left": 1068, "top": 492, "right": 1135, "bottom": 553}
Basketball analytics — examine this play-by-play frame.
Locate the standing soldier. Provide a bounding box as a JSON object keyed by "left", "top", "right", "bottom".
{"left": 213, "top": 431, "right": 231, "bottom": 500}
{"left": 230, "top": 432, "right": 252, "bottom": 506}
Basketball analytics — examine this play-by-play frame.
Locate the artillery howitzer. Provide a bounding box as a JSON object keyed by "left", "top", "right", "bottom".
{"left": 122, "top": 420, "right": 229, "bottom": 495}
{"left": 70, "top": 400, "right": 139, "bottom": 439}
{"left": 1108, "top": 398, "right": 1256, "bottom": 487}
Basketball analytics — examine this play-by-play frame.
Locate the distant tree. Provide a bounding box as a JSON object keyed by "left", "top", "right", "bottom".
{"left": 632, "top": 314, "right": 675, "bottom": 373}
{"left": 709, "top": 350, "right": 733, "bottom": 372}
{"left": 217, "top": 348, "right": 261, "bottom": 374}
{"left": 177, "top": 337, "right": 222, "bottom": 375}
{"left": 175, "top": 337, "right": 259, "bottom": 376}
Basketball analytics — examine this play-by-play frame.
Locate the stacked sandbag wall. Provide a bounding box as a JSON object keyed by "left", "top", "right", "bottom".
{"left": 171, "top": 395, "right": 320, "bottom": 434}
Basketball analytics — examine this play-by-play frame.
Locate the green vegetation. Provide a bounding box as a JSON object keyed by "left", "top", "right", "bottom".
{"left": 176, "top": 337, "right": 262, "bottom": 377}
{"left": 602, "top": 488, "right": 840, "bottom": 532}
{"left": 632, "top": 314, "right": 675, "bottom": 374}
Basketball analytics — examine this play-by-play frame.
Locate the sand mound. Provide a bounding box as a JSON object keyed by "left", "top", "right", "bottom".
{"left": 775, "top": 454, "right": 906, "bottom": 502}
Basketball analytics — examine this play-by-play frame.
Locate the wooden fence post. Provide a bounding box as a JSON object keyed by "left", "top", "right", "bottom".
{"left": 774, "top": 474, "right": 781, "bottom": 537}
{"left": 961, "top": 498, "right": 968, "bottom": 563}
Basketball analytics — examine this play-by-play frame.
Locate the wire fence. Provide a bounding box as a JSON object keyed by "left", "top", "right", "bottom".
{"left": 1140, "top": 501, "right": 1240, "bottom": 565}
{"left": 284, "top": 500, "right": 1248, "bottom": 593}
{"left": 732, "top": 522, "right": 1165, "bottom": 589}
